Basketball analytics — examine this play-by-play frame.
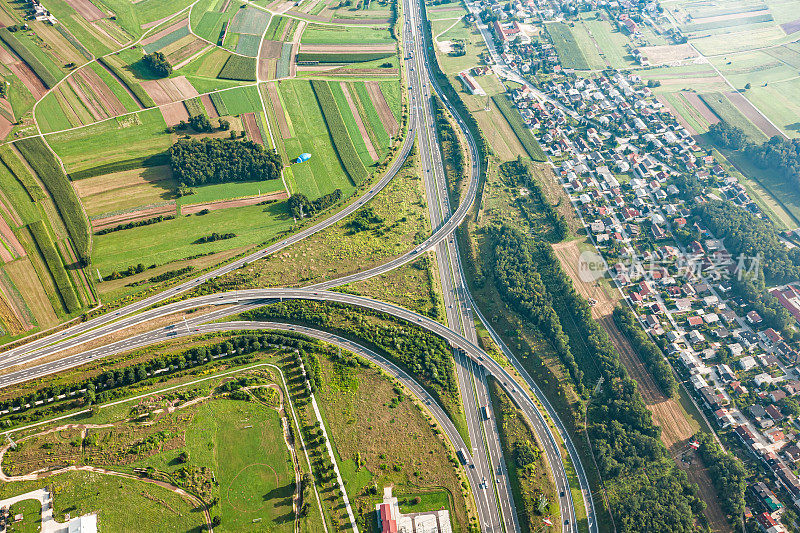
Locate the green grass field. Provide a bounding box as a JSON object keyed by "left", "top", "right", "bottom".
{"left": 191, "top": 0, "right": 240, "bottom": 43}
{"left": 179, "top": 178, "right": 285, "bottom": 206}
{"left": 0, "top": 471, "right": 202, "bottom": 531}
{"left": 92, "top": 200, "right": 291, "bottom": 275}
{"left": 300, "top": 23, "right": 394, "bottom": 44}
{"left": 215, "top": 85, "right": 262, "bottom": 116}
{"left": 315, "top": 354, "right": 467, "bottom": 531}
{"left": 6, "top": 498, "right": 41, "bottom": 533}
{"left": 34, "top": 92, "right": 72, "bottom": 134}
{"left": 545, "top": 22, "right": 591, "bottom": 70}
{"left": 278, "top": 80, "right": 355, "bottom": 199}
{"left": 100, "top": 0, "right": 195, "bottom": 38}
{"left": 137, "top": 399, "right": 295, "bottom": 532}
{"left": 47, "top": 108, "right": 171, "bottom": 173}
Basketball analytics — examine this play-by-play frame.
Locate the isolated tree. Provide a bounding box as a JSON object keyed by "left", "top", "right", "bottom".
{"left": 142, "top": 51, "right": 172, "bottom": 77}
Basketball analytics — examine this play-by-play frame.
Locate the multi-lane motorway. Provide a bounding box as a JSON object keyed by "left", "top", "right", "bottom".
{"left": 0, "top": 1, "right": 596, "bottom": 530}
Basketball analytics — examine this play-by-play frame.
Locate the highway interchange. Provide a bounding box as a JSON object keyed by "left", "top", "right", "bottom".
{"left": 0, "top": 1, "right": 597, "bottom": 531}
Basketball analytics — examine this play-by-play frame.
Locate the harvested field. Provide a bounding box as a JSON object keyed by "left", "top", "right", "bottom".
{"left": 265, "top": 82, "right": 289, "bottom": 139}
{"left": 160, "top": 101, "right": 190, "bottom": 127}
{"left": 657, "top": 75, "right": 726, "bottom": 87}
{"left": 0, "top": 218, "right": 24, "bottom": 259}
{"left": 141, "top": 19, "right": 189, "bottom": 47}
{"left": 181, "top": 190, "right": 287, "bottom": 214}
{"left": 260, "top": 40, "right": 283, "bottom": 59}
{"left": 340, "top": 81, "right": 376, "bottom": 161}
{"left": 781, "top": 18, "right": 800, "bottom": 34}
{"left": 365, "top": 80, "right": 397, "bottom": 136}
{"left": 682, "top": 91, "right": 720, "bottom": 125}
{"left": 91, "top": 202, "right": 177, "bottom": 231}
{"left": 298, "top": 43, "right": 396, "bottom": 53}
{"left": 693, "top": 9, "right": 769, "bottom": 25}
{"left": 139, "top": 76, "right": 199, "bottom": 106}
{"left": 7, "top": 60, "right": 47, "bottom": 100}
{"left": 4, "top": 258, "right": 56, "bottom": 328}
{"left": 64, "top": 0, "right": 105, "bottom": 21}
{"left": 0, "top": 115, "right": 11, "bottom": 139}
{"left": 241, "top": 112, "right": 263, "bottom": 145}
{"left": 725, "top": 90, "right": 784, "bottom": 138}
{"left": 200, "top": 94, "right": 218, "bottom": 118}
{"left": 637, "top": 44, "right": 699, "bottom": 65}
{"left": 0, "top": 285, "right": 25, "bottom": 334}
{"left": 77, "top": 68, "right": 126, "bottom": 116}
{"left": 165, "top": 38, "right": 209, "bottom": 66}
{"left": 74, "top": 165, "right": 173, "bottom": 197}
{"left": 66, "top": 77, "right": 104, "bottom": 121}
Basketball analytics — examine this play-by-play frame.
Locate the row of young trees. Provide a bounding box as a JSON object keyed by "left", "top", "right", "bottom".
{"left": 240, "top": 301, "right": 462, "bottom": 421}
{"left": 612, "top": 304, "right": 678, "bottom": 397}
{"left": 0, "top": 332, "right": 323, "bottom": 427}
{"left": 169, "top": 138, "right": 282, "bottom": 186}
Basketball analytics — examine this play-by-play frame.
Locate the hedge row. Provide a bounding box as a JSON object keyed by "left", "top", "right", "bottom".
{"left": 68, "top": 153, "right": 169, "bottom": 181}
{"left": 0, "top": 145, "right": 45, "bottom": 201}
{"left": 95, "top": 214, "right": 174, "bottom": 235}
{"left": 28, "top": 220, "right": 81, "bottom": 313}
{"left": 296, "top": 51, "right": 393, "bottom": 63}
{"left": 218, "top": 55, "right": 256, "bottom": 81}
{"left": 0, "top": 29, "right": 59, "bottom": 88}
{"left": 612, "top": 304, "right": 678, "bottom": 397}
{"left": 97, "top": 56, "right": 156, "bottom": 108}
{"left": 310, "top": 79, "right": 368, "bottom": 184}
{"left": 492, "top": 94, "right": 546, "bottom": 162}
{"left": 16, "top": 137, "right": 91, "bottom": 264}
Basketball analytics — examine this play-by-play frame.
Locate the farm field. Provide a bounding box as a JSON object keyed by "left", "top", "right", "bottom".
{"left": 277, "top": 79, "right": 356, "bottom": 199}
{"left": 544, "top": 22, "right": 591, "bottom": 70}
{"left": 300, "top": 23, "right": 394, "bottom": 45}
{"left": 699, "top": 92, "right": 769, "bottom": 142}
{"left": 178, "top": 177, "right": 286, "bottom": 207}
{"left": 46, "top": 108, "right": 171, "bottom": 174}
{"left": 92, "top": 199, "right": 291, "bottom": 278}
{"left": 72, "top": 164, "right": 176, "bottom": 217}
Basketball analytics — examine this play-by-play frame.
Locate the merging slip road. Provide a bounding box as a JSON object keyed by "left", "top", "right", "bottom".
{"left": 0, "top": 3, "right": 597, "bottom": 531}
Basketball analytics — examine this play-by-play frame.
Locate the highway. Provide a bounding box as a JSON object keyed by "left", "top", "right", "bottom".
{"left": 402, "top": 0, "right": 518, "bottom": 531}
{"left": 0, "top": 2, "right": 597, "bottom": 530}
{"left": 0, "top": 288, "right": 584, "bottom": 533}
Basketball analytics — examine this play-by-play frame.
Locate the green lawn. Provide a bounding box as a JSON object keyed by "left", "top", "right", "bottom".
{"left": 0, "top": 471, "right": 202, "bottom": 531}
{"left": 179, "top": 178, "right": 286, "bottom": 206}
{"left": 278, "top": 79, "right": 355, "bottom": 199}
{"left": 6, "top": 498, "right": 41, "bottom": 533}
{"left": 46, "top": 108, "right": 171, "bottom": 173}
{"left": 136, "top": 399, "right": 296, "bottom": 532}
{"left": 92, "top": 201, "right": 292, "bottom": 275}
{"left": 300, "top": 23, "right": 394, "bottom": 44}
